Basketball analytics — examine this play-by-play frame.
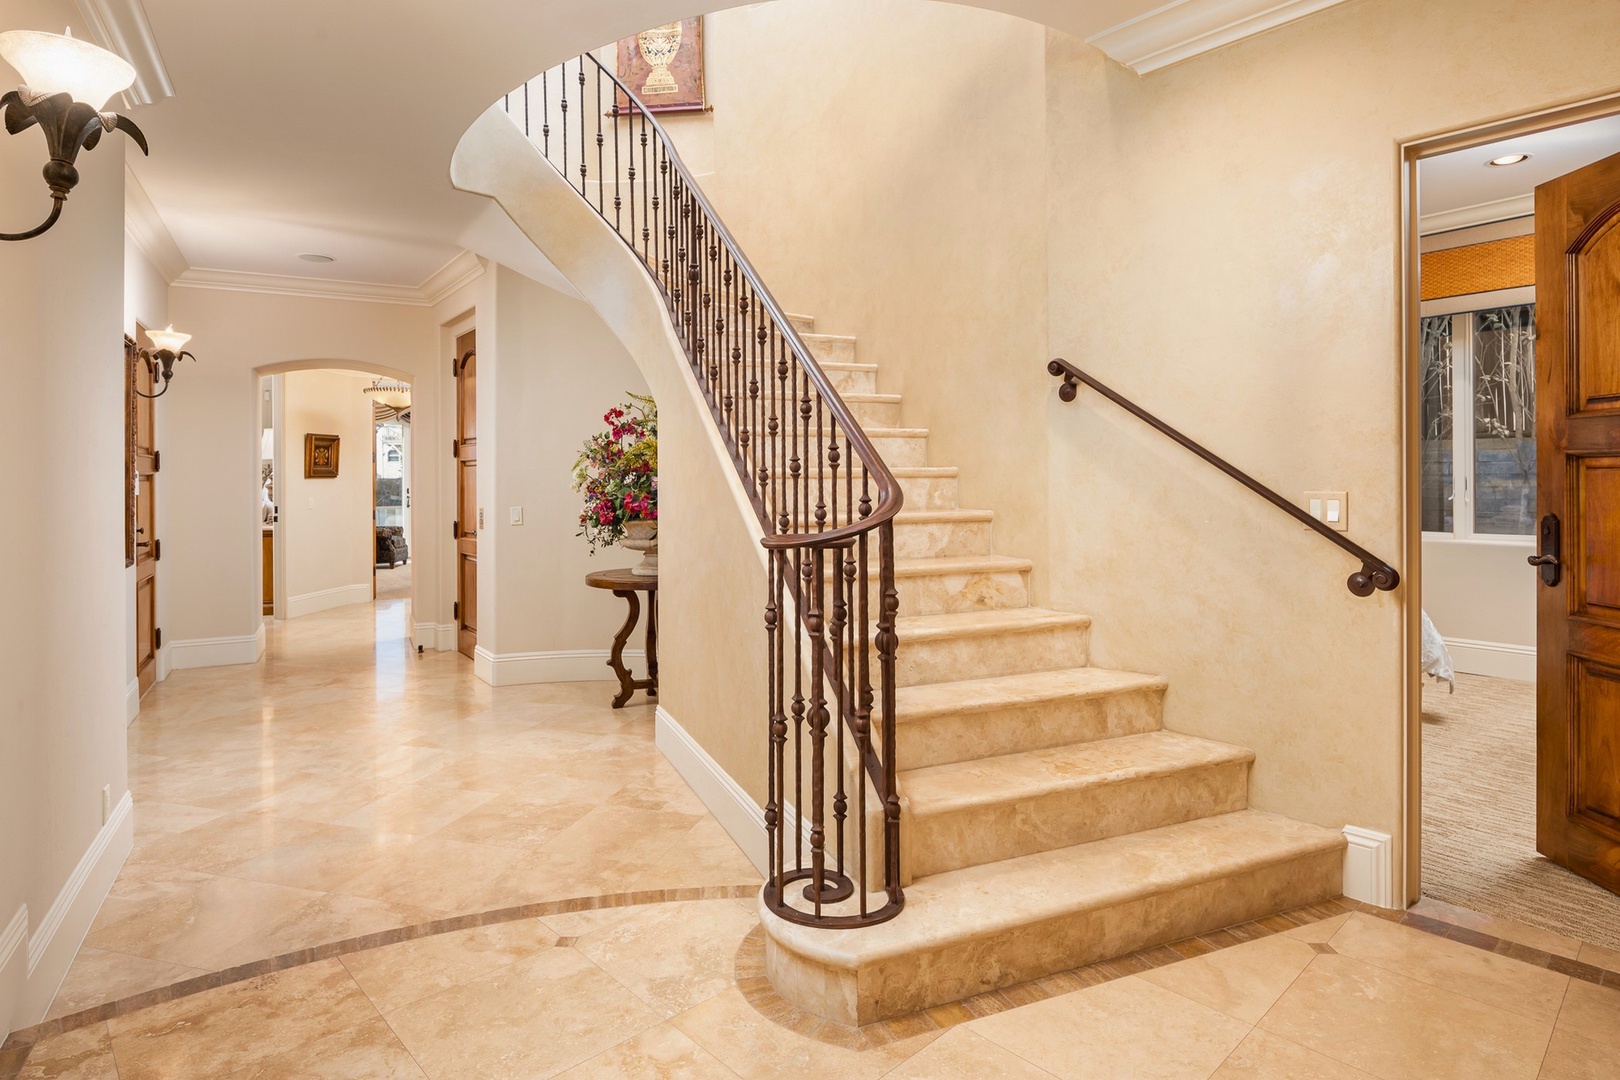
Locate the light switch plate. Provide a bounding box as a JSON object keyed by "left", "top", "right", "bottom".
{"left": 509, "top": 506, "right": 524, "bottom": 526}
{"left": 1305, "top": 491, "right": 1349, "bottom": 532}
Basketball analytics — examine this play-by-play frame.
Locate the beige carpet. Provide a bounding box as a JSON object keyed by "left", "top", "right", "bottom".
{"left": 1422, "top": 672, "right": 1620, "bottom": 950}
{"left": 375, "top": 563, "right": 411, "bottom": 601}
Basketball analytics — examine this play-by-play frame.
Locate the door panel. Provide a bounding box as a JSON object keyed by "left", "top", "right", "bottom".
{"left": 130, "top": 336, "right": 159, "bottom": 695}
{"left": 1535, "top": 149, "right": 1620, "bottom": 894}
{"left": 455, "top": 329, "right": 477, "bottom": 659}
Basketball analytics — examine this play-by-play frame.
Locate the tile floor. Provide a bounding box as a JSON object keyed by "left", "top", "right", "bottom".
{"left": 5, "top": 596, "right": 1620, "bottom": 1078}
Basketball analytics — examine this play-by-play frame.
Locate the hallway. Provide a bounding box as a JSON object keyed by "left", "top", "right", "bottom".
{"left": 49, "top": 597, "right": 758, "bottom": 1019}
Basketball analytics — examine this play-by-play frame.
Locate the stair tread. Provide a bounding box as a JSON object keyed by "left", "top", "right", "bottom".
{"left": 894, "top": 509, "right": 994, "bottom": 524}
{"left": 892, "top": 554, "right": 1033, "bottom": 576}
{"left": 801, "top": 332, "right": 858, "bottom": 344}
{"left": 895, "top": 608, "right": 1090, "bottom": 641}
{"left": 900, "top": 731, "right": 1254, "bottom": 815}
{"left": 895, "top": 667, "right": 1165, "bottom": 720}
{"left": 841, "top": 393, "right": 902, "bottom": 404}
{"left": 806, "top": 465, "right": 957, "bottom": 477}
{"left": 817, "top": 360, "right": 878, "bottom": 372}
{"left": 864, "top": 428, "right": 930, "bottom": 439}
{"left": 765, "top": 809, "right": 1345, "bottom": 965}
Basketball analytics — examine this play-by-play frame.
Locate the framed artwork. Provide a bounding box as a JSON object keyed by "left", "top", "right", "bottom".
{"left": 304, "top": 433, "right": 340, "bottom": 479}
{"left": 616, "top": 18, "right": 706, "bottom": 115}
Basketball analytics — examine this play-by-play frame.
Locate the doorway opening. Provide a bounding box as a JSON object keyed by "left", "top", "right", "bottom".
{"left": 1406, "top": 103, "right": 1620, "bottom": 950}
{"left": 372, "top": 385, "right": 412, "bottom": 602}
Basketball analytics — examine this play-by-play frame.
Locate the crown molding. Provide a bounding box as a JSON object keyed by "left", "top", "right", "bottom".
{"left": 1087, "top": 0, "right": 1350, "bottom": 75}
{"left": 1418, "top": 194, "right": 1535, "bottom": 237}
{"left": 124, "top": 164, "right": 187, "bottom": 283}
{"left": 173, "top": 250, "right": 487, "bottom": 307}
{"left": 73, "top": 0, "right": 174, "bottom": 107}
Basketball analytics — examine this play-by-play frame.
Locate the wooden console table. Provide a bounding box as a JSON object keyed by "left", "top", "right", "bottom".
{"left": 585, "top": 568, "right": 658, "bottom": 708}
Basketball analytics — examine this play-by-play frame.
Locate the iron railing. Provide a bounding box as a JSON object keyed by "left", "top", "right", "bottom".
{"left": 502, "top": 55, "right": 904, "bottom": 927}
{"left": 1048, "top": 358, "right": 1399, "bottom": 596}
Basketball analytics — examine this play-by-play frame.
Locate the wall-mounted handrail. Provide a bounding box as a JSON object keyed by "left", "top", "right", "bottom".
{"left": 1048, "top": 358, "right": 1399, "bottom": 597}
{"left": 502, "top": 57, "right": 904, "bottom": 928}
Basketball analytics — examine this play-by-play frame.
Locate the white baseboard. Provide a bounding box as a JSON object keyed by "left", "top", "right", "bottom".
{"left": 1444, "top": 637, "right": 1535, "bottom": 682}
{"left": 1, "top": 903, "right": 26, "bottom": 1040}
{"left": 17, "top": 792, "right": 133, "bottom": 1026}
{"left": 1342, "top": 825, "right": 1396, "bottom": 909}
{"left": 413, "top": 622, "right": 459, "bottom": 652}
{"left": 286, "top": 583, "right": 373, "bottom": 620}
{"left": 167, "top": 623, "right": 266, "bottom": 670}
{"left": 656, "top": 706, "right": 768, "bottom": 877}
{"left": 473, "top": 647, "right": 647, "bottom": 686}
{"left": 156, "top": 642, "right": 171, "bottom": 682}
{"left": 125, "top": 678, "right": 140, "bottom": 724}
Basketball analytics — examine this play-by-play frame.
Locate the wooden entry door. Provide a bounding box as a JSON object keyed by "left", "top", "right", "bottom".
{"left": 128, "top": 337, "right": 160, "bottom": 695}
{"left": 454, "top": 330, "right": 478, "bottom": 658}
{"left": 1534, "top": 150, "right": 1620, "bottom": 894}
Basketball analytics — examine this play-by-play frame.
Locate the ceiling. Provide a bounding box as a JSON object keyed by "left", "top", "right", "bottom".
{"left": 7, "top": 0, "right": 1352, "bottom": 293}
{"left": 1420, "top": 113, "right": 1620, "bottom": 225}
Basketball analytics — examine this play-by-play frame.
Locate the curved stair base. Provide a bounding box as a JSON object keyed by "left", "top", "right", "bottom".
{"left": 760, "top": 810, "right": 1344, "bottom": 1026}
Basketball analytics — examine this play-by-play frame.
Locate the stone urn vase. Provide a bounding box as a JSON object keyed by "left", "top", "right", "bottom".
{"left": 622, "top": 519, "right": 658, "bottom": 577}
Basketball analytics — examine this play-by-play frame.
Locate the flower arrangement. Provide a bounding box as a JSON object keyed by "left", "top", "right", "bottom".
{"left": 573, "top": 393, "right": 657, "bottom": 554}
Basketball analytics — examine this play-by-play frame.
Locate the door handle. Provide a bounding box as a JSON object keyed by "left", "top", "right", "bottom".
{"left": 1528, "top": 513, "right": 1561, "bottom": 587}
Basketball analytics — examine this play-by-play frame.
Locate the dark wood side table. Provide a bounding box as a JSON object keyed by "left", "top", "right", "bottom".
{"left": 585, "top": 568, "right": 658, "bottom": 708}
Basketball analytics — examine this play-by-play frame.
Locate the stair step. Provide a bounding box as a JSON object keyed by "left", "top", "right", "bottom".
{"left": 864, "top": 427, "right": 930, "bottom": 467}
{"left": 802, "top": 333, "right": 858, "bottom": 367}
{"left": 760, "top": 809, "right": 1346, "bottom": 1024}
{"left": 893, "top": 667, "right": 1167, "bottom": 768}
{"left": 843, "top": 393, "right": 903, "bottom": 428}
{"left": 901, "top": 732, "right": 1254, "bottom": 877}
{"left": 894, "top": 555, "right": 1031, "bottom": 616}
{"left": 818, "top": 360, "right": 877, "bottom": 394}
{"left": 892, "top": 608, "right": 1090, "bottom": 686}
{"left": 804, "top": 465, "right": 957, "bottom": 511}
{"left": 785, "top": 312, "right": 815, "bottom": 334}
{"left": 893, "top": 509, "right": 994, "bottom": 558}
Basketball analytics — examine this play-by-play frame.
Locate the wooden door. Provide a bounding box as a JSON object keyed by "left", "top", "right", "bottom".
{"left": 1535, "top": 149, "right": 1620, "bottom": 894}
{"left": 128, "top": 337, "right": 160, "bottom": 695}
{"left": 455, "top": 330, "right": 478, "bottom": 658}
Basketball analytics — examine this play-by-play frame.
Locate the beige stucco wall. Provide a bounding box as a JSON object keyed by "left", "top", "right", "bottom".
{"left": 1041, "top": 0, "right": 1620, "bottom": 871}
{"left": 659, "top": 0, "right": 1053, "bottom": 596}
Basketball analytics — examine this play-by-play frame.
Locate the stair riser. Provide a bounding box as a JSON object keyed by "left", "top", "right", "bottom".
{"left": 787, "top": 315, "right": 815, "bottom": 335}
{"left": 804, "top": 337, "right": 857, "bottom": 366}
{"left": 896, "top": 474, "right": 957, "bottom": 510}
{"left": 894, "top": 684, "right": 1165, "bottom": 770}
{"left": 893, "top": 624, "right": 1089, "bottom": 687}
{"left": 847, "top": 399, "right": 902, "bottom": 428}
{"left": 868, "top": 435, "right": 927, "bottom": 467}
{"left": 906, "top": 760, "right": 1252, "bottom": 878}
{"left": 763, "top": 845, "right": 1343, "bottom": 1025}
{"left": 899, "top": 570, "right": 1029, "bottom": 617}
{"left": 893, "top": 520, "right": 993, "bottom": 559}
{"left": 824, "top": 367, "right": 877, "bottom": 395}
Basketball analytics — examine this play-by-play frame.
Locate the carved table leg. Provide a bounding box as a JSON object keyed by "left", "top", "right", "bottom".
{"left": 608, "top": 589, "right": 641, "bottom": 708}
{"left": 646, "top": 588, "right": 658, "bottom": 699}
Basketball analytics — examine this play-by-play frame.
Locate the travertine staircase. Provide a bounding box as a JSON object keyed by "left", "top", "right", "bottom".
{"left": 762, "top": 314, "right": 1346, "bottom": 1025}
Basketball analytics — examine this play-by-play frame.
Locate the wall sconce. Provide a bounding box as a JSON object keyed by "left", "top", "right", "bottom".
{"left": 0, "top": 28, "right": 148, "bottom": 241}
{"left": 135, "top": 325, "right": 194, "bottom": 399}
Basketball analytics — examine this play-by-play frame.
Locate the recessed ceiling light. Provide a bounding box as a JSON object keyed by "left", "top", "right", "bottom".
{"left": 297, "top": 252, "right": 335, "bottom": 263}
{"left": 1487, "top": 153, "right": 1531, "bottom": 167}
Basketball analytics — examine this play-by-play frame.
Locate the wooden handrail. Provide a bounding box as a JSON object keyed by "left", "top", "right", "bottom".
{"left": 1048, "top": 358, "right": 1399, "bottom": 597}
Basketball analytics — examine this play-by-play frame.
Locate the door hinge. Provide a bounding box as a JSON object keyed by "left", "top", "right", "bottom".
{"left": 152, "top": 538, "right": 162, "bottom": 561}
{"left": 451, "top": 437, "right": 458, "bottom": 458}
{"left": 452, "top": 519, "right": 459, "bottom": 540}
{"left": 154, "top": 627, "right": 162, "bottom": 649}
{"left": 153, "top": 449, "right": 161, "bottom": 472}
{"left": 453, "top": 601, "right": 459, "bottom": 620}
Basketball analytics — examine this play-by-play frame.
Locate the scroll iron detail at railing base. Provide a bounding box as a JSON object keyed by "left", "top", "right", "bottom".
{"left": 1048, "top": 358, "right": 1399, "bottom": 598}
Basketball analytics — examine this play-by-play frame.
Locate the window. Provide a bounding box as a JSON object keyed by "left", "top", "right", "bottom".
{"left": 385, "top": 447, "right": 401, "bottom": 463}
{"left": 1421, "top": 301, "right": 1535, "bottom": 538}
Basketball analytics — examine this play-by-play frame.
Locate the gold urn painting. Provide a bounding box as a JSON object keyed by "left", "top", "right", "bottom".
{"left": 616, "top": 18, "right": 706, "bottom": 114}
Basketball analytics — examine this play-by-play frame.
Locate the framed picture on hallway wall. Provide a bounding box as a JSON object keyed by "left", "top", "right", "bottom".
{"left": 304, "top": 433, "right": 340, "bottom": 479}
{"left": 615, "top": 18, "right": 706, "bottom": 114}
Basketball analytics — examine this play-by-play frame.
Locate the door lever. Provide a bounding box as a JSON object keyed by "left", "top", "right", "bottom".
{"left": 1528, "top": 513, "right": 1561, "bottom": 587}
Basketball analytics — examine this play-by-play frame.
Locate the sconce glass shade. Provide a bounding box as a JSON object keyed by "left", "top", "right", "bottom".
{"left": 145, "top": 325, "right": 191, "bottom": 352}
{"left": 0, "top": 29, "right": 135, "bottom": 110}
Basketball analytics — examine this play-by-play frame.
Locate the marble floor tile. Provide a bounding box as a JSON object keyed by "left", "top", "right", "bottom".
{"left": 340, "top": 919, "right": 559, "bottom": 1014}
{"left": 105, "top": 959, "right": 380, "bottom": 1080}
{"left": 1552, "top": 979, "right": 1620, "bottom": 1045}
{"left": 332, "top": 784, "right": 501, "bottom": 836}
{"left": 1257, "top": 953, "right": 1553, "bottom": 1080}
{"left": 331, "top": 833, "right": 524, "bottom": 913}
{"left": 240, "top": 1017, "right": 428, "bottom": 1079}
{"left": 574, "top": 899, "right": 759, "bottom": 1017}
{"left": 672, "top": 988, "right": 936, "bottom": 1080}
{"left": 14, "top": 1022, "right": 120, "bottom": 1080}
{"left": 130, "top": 810, "right": 338, "bottom": 875}
{"left": 1327, "top": 912, "right": 1571, "bottom": 1024}
{"left": 1280, "top": 912, "right": 1350, "bottom": 943}
{"left": 1139, "top": 932, "right": 1318, "bottom": 1024}
{"left": 43, "top": 947, "right": 207, "bottom": 1021}
{"left": 630, "top": 817, "right": 764, "bottom": 893}
{"left": 882, "top": 1026, "right": 1060, "bottom": 1079}
{"left": 1409, "top": 895, "right": 1584, "bottom": 960}
{"left": 85, "top": 872, "right": 326, "bottom": 968}
{"left": 552, "top": 1024, "right": 740, "bottom": 1079}
{"left": 1209, "top": 1029, "right": 1376, "bottom": 1079}
{"left": 205, "top": 890, "right": 445, "bottom": 970}
{"left": 972, "top": 975, "right": 1250, "bottom": 1079}
{"left": 382, "top": 947, "right": 663, "bottom": 1079}
{"left": 1577, "top": 940, "right": 1620, "bottom": 972}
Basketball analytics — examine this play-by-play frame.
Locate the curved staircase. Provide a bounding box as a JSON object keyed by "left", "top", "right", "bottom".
{"left": 763, "top": 316, "right": 1346, "bottom": 1025}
